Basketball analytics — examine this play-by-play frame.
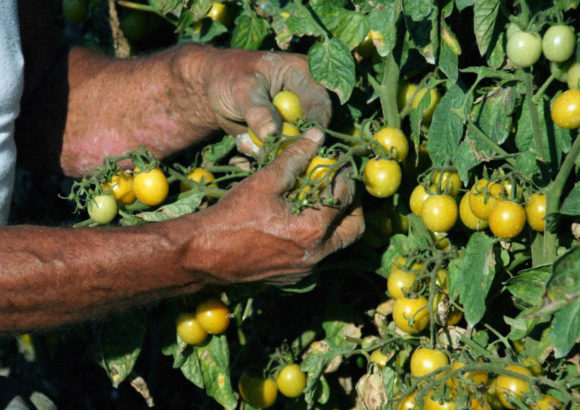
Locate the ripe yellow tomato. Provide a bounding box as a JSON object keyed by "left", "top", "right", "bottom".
{"left": 397, "top": 392, "right": 416, "bottom": 410}
{"left": 424, "top": 391, "right": 457, "bottom": 410}
{"left": 305, "top": 155, "right": 337, "bottom": 188}
{"left": 275, "top": 364, "right": 307, "bottom": 398}
{"left": 176, "top": 313, "right": 208, "bottom": 345}
{"left": 363, "top": 158, "right": 402, "bottom": 198}
{"left": 410, "top": 347, "right": 449, "bottom": 378}
{"left": 133, "top": 166, "right": 169, "bottom": 206}
{"left": 369, "top": 349, "right": 390, "bottom": 369}
{"left": 410, "top": 185, "right": 432, "bottom": 217}
{"left": 469, "top": 179, "right": 505, "bottom": 220}
{"left": 421, "top": 195, "right": 458, "bottom": 232}
{"left": 239, "top": 373, "right": 278, "bottom": 408}
{"left": 102, "top": 171, "right": 137, "bottom": 205}
{"left": 273, "top": 90, "right": 303, "bottom": 124}
{"left": 194, "top": 298, "right": 230, "bottom": 335}
{"left": 551, "top": 89, "right": 580, "bottom": 129}
{"left": 432, "top": 170, "right": 462, "bottom": 196}
{"left": 206, "top": 2, "right": 232, "bottom": 26}
{"left": 488, "top": 200, "right": 526, "bottom": 239}
{"left": 180, "top": 168, "right": 216, "bottom": 192}
{"left": 387, "top": 256, "right": 422, "bottom": 299}
{"left": 249, "top": 122, "right": 300, "bottom": 154}
{"left": 393, "top": 296, "right": 429, "bottom": 334}
{"left": 372, "top": 127, "right": 409, "bottom": 162}
{"left": 532, "top": 394, "right": 562, "bottom": 410}
{"left": 495, "top": 365, "right": 531, "bottom": 409}
{"left": 525, "top": 193, "right": 546, "bottom": 232}
{"left": 459, "top": 192, "right": 489, "bottom": 231}
{"left": 401, "top": 84, "right": 440, "bottom": 123}
{"left": 446, "top": 361, "right": 489, "bottom": 393}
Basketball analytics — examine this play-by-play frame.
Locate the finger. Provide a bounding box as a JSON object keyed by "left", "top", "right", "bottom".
{"left": 261, "top": 127, "right": 324, "bottom": 194}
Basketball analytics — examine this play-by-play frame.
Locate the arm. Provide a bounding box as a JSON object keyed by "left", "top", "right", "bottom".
{"left": 0, "top": 128, "right": 364, "bottom": 334}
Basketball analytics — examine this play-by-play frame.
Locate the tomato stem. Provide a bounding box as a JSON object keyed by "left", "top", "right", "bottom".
{"left": 543, "top": 130, "right": 580, "bottom": 263}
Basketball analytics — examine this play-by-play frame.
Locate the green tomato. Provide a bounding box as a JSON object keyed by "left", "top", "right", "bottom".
{"left": 542, "top": 25, "right": 576, "bottom": 63}
{"left": 88, "top": 194, "right": 118, "bottom": 224}
{"left": 506, "top": 31, "right": 542, "bottom": 68}
{"left": 568, "top": 62, "right": 580, "bottom": 90}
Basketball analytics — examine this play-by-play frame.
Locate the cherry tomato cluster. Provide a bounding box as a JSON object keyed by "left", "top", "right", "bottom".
{"left": 177, "top": 298, "right": 230, "bottom": 346}
{"left": 237, "top": 362, "right": 307, "bottom": 408}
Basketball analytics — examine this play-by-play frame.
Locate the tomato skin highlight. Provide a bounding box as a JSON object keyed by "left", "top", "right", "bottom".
{"left": 393, "top": 296, "right": 429, "bottom": 334}
{"left": 551, "top": 89, "right": 580, "bottom": 129}
{"left": 421, "top": 195, "right": 458, "bottom": 232}
{"left": 488, "top": 200, "right": 526, "bottom": 239}
{"left": 525, "top": 193, "right": 546, "bottom": 232}
{"left": 363, "top": 158, "right": 402, "bottom": 198}
{"left": 88, "top": 194, "right": 118, "bottom": 224}
{"left": 275, "top": 363, "right": 307, "bottom": 398}
{"left": 194, "top": 298, "right": 230, "bottom": 335}
{"left": 176, "top": 313, "right": 208, "bottom": 345}
{"left": 133, "top": 167, "right": 169, "bottom": 206}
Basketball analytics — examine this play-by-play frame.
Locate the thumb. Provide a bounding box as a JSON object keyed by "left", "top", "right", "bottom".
{"left": 265, "top": 127, "right": 325, "bottom": 194}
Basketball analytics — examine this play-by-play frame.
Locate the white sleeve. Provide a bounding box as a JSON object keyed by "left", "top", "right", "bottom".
{"left": 0, "top": 0, "right": 24, "bottom": 225}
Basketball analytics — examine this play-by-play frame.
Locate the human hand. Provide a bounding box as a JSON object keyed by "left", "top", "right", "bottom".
{"left": 182, "top": 127, "right": 364, "bottom": 286}
{"left": 196, "top": 47, "right": 331, "bottom": 143}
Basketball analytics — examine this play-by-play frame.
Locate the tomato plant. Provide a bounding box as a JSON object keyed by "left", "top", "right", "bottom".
{"left": 495, "top": 365, "right": 532, "bottom": 409}
{"left": 409, "top": 347, "right": 449, "bottom": 378}
{"left": 180, "top": 167, "right": 216, "bottom": 192}
{"left": 32, "top": 1, "right": 580, "bottom": 409}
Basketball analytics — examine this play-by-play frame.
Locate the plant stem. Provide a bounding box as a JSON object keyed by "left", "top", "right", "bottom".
{"left": 380, "top": 53, "right": 401, "bottom": 129}
{"left": 543, "top": 131, "right": 580, "bottom": 263}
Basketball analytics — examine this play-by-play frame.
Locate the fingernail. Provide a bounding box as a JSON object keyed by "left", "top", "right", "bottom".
{"left": 304, "top": 128, "right": 324, "bottom": 144}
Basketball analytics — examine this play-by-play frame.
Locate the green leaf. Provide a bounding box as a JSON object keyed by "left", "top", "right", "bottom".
{"left": 402, "top": 0, "right": 434, "bottom": 22}
{"left": 136, "top": 192, "right": 204, "bottom": 222}
{"left": 426, "top": 84, "right": 466, "bottom": 166}
{"left": 560, "top": 182, "right": 580, "bottom": 216}
{"left": 179, "top": 343, "right": 204, "bottom": 388}
{"left": 439, "top": 24, "right": 459, "bottom": 82}
{"left": 505, "top": 309, "right": 539, "bottom": 340}
{"left": 515, "top": 151, "right": 540, "bottom": 177}
{"left": 455, "top": 232, "right": 496, "bottom": 327}
{"left": 149, "top": 0, "right": 187, "bottom": 16}
{"left": 367, "top": 4, "right": 400, "bottom": 56}
{"left": 403, "top": 1, "right": 438, "bottom": 64}
{"left": 312, "top": 4, "right": 369, "bottom": 51}
{"left": 99, "top": 309, "right": 148, "bottom": 388}
{"left": 202, "top": 135, "right": 236, "bottom": 165}
{"left": 506, "top": 265, "right": 551, "bottom": 309}
{"left": 546, "top": 246, "right": 580, "bottom": 302}
{"left": 196, "top": 335, "right": 237, "bottom": 409}
{"left": 455, "top": 140, "right": 481, "bottom": 185}
{"left": 407, "top": 214, "right": 433, "bottom": 249}
{"left": 322, "top": 320, "right": 361, "bottom": 349}
{"left": 469, "top": 86, "right": 515, "bottom": 149}
{"left": 550, "top": 298, "right": 580, "bottom": 358}
{"left": 473, "top": 0, "right": 500, "bottom": 58}
{"left": 379, "top": 234, "right": 410, "bottom": 279}
{"left": 286, "top": 4, "right": 325, "bottom": 38}
{"left": 231, "top": 14, "right": 269, "bottom": 50}
{"left": 456, "top": 0, "right": 474, "bottom": 11}
{"left": 555, "top": 0, "right": 580, "bottom": 9}
{"left": 308, "top": 38, "right": 356, "bottom": 104}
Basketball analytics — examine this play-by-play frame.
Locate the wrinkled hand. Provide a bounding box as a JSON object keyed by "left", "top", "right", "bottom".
{"left": 201, "top": 48, "right": 332, "bottom": 142}
{"left": 188, "top": 128, "right": 364, "bottom": 286}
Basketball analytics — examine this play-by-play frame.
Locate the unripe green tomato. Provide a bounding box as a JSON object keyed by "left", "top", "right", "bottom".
{"left": 62, "top": 0, "right": 88, "bottom": 23}
{"left": 542, "top": 25, "right": 576, "bottom": 62}
{"left": 88, "top": 194, "right": 118, "bottom": 224}
{"left": 568, "top": 62, "right": 580, "bottom": 90}
{"left": 506, "top": 31, "right": 542, "bottom": 68}
{"left": 550, "top": 60, "right": 572, "bottom": 83}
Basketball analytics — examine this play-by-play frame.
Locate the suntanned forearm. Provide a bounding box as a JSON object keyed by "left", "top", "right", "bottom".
{"left": 61, "top": 45, "right": 220, "bottom": 177}
{"left": 0, "top": 215, "right": 208, "bottom": 334}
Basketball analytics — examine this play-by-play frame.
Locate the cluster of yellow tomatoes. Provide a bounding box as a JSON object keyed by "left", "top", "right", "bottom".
{"left": 392, "top": 346, "right": 562, "bottom": 410}
{"left": 409, "top": 174, "right": 547, "bottom": 241}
